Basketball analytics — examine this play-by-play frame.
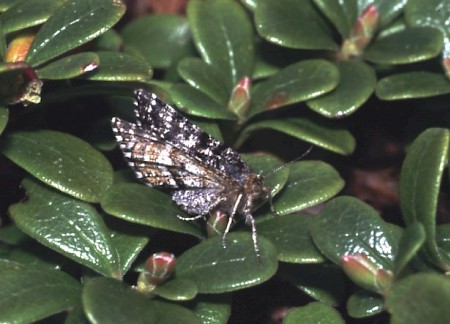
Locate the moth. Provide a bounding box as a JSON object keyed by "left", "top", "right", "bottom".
{"left": 111, "top": 89, "right": 270, "bottom": 258}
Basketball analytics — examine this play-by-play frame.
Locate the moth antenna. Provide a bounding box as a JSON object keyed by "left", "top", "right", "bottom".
{"left": 262, "top": 145, "right": 313, "bottom": 178}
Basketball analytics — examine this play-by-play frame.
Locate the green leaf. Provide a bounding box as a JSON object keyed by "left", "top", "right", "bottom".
{"left": 1, "top": 129, "right": 114, "bottom": 202}
{"left": 175, "top": 232, "right": 278, "bottom": 293}
{"left": 406, "top": 0, "right": 450, "bottom": 56}
{"left": 0, "top": 20, "right": 5, "bottom": 59}
{"left": 279, "top": 263, "right": 346, "bottom": 306}
{"left": 84, "top": 51, "right": 153, "bottom": 82}
{"left": 0, "top": 61, "right": 29, "bottom": 104}
{"left": 0, "top": 0, "right": 15, "bottom": 12}
{"left": 26, "top": 0, "right": 125, "bottom": 67}
{"left": 0, "top": 106, "right": 8, "bottom": 135}
{"left": 347, "top": 290, "right": 384, "bottom": 318}
{"left": 257, "top": 215, "right": 325, "bottom": 263}
{"left": 310, "top": 196, "right": 398, "bottom": 270}
{"left": 83, "top": 277, "right": 155, "bottom": 323}
{"left": 307, "top": 61, "right": 376, "bottom": 118}
{"left": 394, "top": 222, "right": 425, "bottom": 275}
{"left": 0, "top": 224, "right": 27, "bottom": 245}
{"left": 153, "top": 279, "right": 198, "bottom": 301}
{"left": 365, "top": 27, "right": 443, "bottom": 64}
{"left": 375, "top": 71, "right": 450, "bottom": 100}
{"left": 151, "top": 300, "right": 202, "bottom": 324}
{"left": 313, "top": 0, "right": 357, "bottom": 38}
{"left": 9, "top": 178, "right": 121, "bottom": 277}
{"left": 0, "top": 265, "right": 81, "bottom": 324}
{"left": 94, "top": 29, "right": 123, "bottom": 52}
{"left": 248, "top": 60, "right": 339, "bottom": 117}
{"left": 386, "top": 273, "right": 450, "bottom": 323}
{"left": 284, "top": 302, "right": 345, "bottom": 324}
{"left": 100, "top": 183, "right": 203, "bottom": 238}
{"left": 177, "top": 57, "right": 230, "bottom": 105}
{"left": 255, "top": 0, "right": 337, "bottom": 50}
{"left": 170, "top": 84, "right": 237, "bottom": 120}
{"left": 273, "top": 161, "right": 344, "bottom": 215}
{"left": 36, "top": 52, "right": 100, "bottom": 80}
{"left": 121, "top": 14, "right": 194, "bottom": 69}
{"left": 399, "top": 128, "right": 450, "bottom": 270}
{"left": 0, "top": 0, "right": 66, "bottom": 34}
{"left": 192, "top": 295, "right": 231, "bottom": 324}
{"left": 188, "top": 0, "right": 255, "bottom": 88}
{"left": 238, "top": 117, "right": 356, "bottom": 155}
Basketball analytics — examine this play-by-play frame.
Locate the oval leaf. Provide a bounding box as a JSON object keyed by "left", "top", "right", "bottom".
{"left": 26, "top": 0, "right": 125, "bottom": 67}
{"left": 9, "top": 178, "right": 121, "bottom": 277}
{"left": 273, "top": 161, "right": 344, "bottom": 215}
{"left": 1, "top": 0, "right": 66, "bottom": 34}
{"left": 85, "top": 51, "right": 153, "bottom": 82}
{"left": 376, "top": 71, "right": 450, "bottom": 100}
{"left": 248, "top": 60, "right": 339, "bottom": 117}
{"left": 284, "top": 302, "right": 345, "bottom": 324}
{"left": 365, "top": 27, "right": 443, "bottom": 64}
{"left": 188, "top": 0, "right": 254, "bottom": 88}
{"left": 175, "top": 232, "right": 278, "bottom": 293}
{"left": 153, "top": 279, "right": 198, "bottom": 301}
{"left": 36, "top": 52, "right": 100, "bottom": 80}
{"left": 310, "top": 196, "right": 398, "bottom": 270}
{"left": 0, "top": 265, "right": 81, "bottom": 324}
{"left": 307, "top": 61, "right": 376, "bottom": 118}
{"left": 399, "top": 128, "right": 450, "bottom": 270}
{"left": 394, "top": 222, "right": 426, "bottom": 275}
{"left": 238, "top": 117, "right": 356, "bottom": 156}
{"left": 1, "top": 129, "right": 114, "bottom": 202}
{"left": 347, "top": 290, "right": 384, "bottom": 318}
{"left": 257, "top": 215, "right": 325, "bottom": 263}
{"left": 255, "top": 0, "right": 337, "bottom": 50}
{"left": 121, "top": 14, "right": 194, "bottom": 69}
{"left": 100, "top": 183, "right": 203, "bottom": 238}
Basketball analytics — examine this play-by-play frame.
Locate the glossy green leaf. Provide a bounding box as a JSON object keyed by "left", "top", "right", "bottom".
{"left": 386, "top": 273, "right": 450, "bottom": 323}
{"left": 108, "top": 223, "right": 149, "bottom": 275}
{"left": 175, "top": 232, "right": 278, "bottom": 293}
{"left": 307, "top": 61, "right": 376, "bottom": 118}
{"left": 394, "top": 222, "right": 425, "bottom": 275}
{"left": 0, "top": 265, "right": 81, "bottom": 324}
{"left": 274, "top": 161, "right": 344, "bottom": 215}
{"left": 311, "top": 196, "right": 398, "bottom": 270}
{"left": 188, "top": 0, "right": 254, "bottom": 88}
{"left": 1, "top": 129, "right": 114, "bottom": 202}
{"left": 0, "top": 0, "right": 15, "bottom": 12}
{"left": 153, "top": 279, "right": 198, "bottom": 301}
{"left": 192, "top": 295, "right": 231, "bottom": 324}
{"left": 357, "top": 0, "right": 407, "bottom": 27}
{"left": 83, "top": 277, "right": 156, "bottom": 323}
{"left": 36, "top": 52, "right": 99, "bottom": 80}
{"left": 255, "top": 0, "right": 337, "bottom": 50}
{"left": 100, "top": 183, "right": 203, "bottom": 238}
{"left": 94, "top": 29, "right": 123, "bottom": 52}
{"left": 406, "top": 0, "right": 450, "bottom": 57}
{"left": 238, "top": 117, "right": 355, "bottom": 155}
{"left": 190, "top": 117, "right": 224, "bottom": 142}
{"left": 26, "top": 0, "right": 125, "bottom": 67}
{"left": 399, "top": 128, "right": 450, "bottom": 270}
{"left": 279, "top": 263, "right": 346, "bottom": 306}
{"left": 170, "top": 84, "right": 237, "bottom": 120}
{"left": 0, "top": 106, "right": 8, "bottom": 135}
{"left": 257, "top": 215, "right": 325, "bottom": 263}
{"left": 151, "top": 300, "right": 202, "bottom": 324}
{"left": 121, "top": 14, "right": 193, "bottom": 69}
{"left": 284, "top": 302, "right": 345, "bottom": 324}
{"left": 347, "top": 290, "right": 384, "bottom": 318}
{"left": 0, "top": 0, "right": 66, "bottom": 34}
{"left": 314, "top": 0, "right": 357, "bottom": 38}
{"left": 10, "top": 178, "right": 121, "bottom": 277}
{"left": 376, "top": 71, "right": 450, "bottom": 100}
{"left": 84, "top": 51, "right": 152, "bottom": 82}
{"left": 177, "top": 57, "right": 230, "bottom": 105}
{"left": 248, "top": 60, "right": 339, "bottom": 117}
{"left": 365, "top": 27, "right": 443, "bottom": 64}
{"left": 243, "top": 153, "right": 289, "bottom": 198}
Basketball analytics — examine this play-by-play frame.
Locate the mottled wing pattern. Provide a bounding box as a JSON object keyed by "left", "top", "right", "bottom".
{"left": 133, "top": 90, "right": 252, "bottom": 185}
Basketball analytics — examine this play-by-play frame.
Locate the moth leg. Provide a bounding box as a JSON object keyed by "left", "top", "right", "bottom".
{"left": 222, "top": 193, "right": 243, "bottom": 249}
{"left": 177, "top": 214, "right": 205, "bottom": 221}
{"left": 245, "top": 212, "right": 261, "bottom": 261}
